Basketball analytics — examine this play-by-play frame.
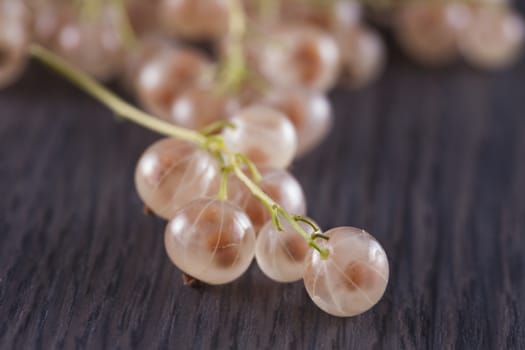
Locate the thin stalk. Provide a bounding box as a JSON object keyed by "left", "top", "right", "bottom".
{"left": 29, "top": 45, "right": 206, "bottom": 145}
{"left": 218, "top": 167, "right": 231, "bottom": 201}
{"left": 217, "top": 0, "right": 248, "bottom": 93}
{"left": 231, "top": 160, "right": 329, "bottom": 257}
{"left": 113, "top": 0, "right": 138, "bottom": 49}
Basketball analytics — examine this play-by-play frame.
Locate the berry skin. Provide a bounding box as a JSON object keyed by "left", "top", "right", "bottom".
{"left": 303, "top": 227, "right": 389, "bottom": 317}
{"left": 260, "top": 24, "right": 341, "bottom": 92}
{"left": 125, "top": 0, "right": 162, "bottom": 35}
{"left": 227, "top": 167, "right": 307, "bottom": 232}
{"left": 158, "top": 0, "right": 229, "bottom": 40}
{"left": 396, "top": 2, "right": 470, "bottom": 66}
{"left": 281, "top": 0, "right": 362, "bottom": 31}
{"left": 222, "top": 105, "right": 298, "bottom": 169}
{"left": 53, "top": 6, "right": 126, "bottom": 80}
{"left": 135, "top": 48, "right": 210, "bottom": 118}
{"left": 0, "top": 0, "right": 29, "bottom": 88}
{"left": 135, "top": 138, "right": 220, "bottom": 220}
{"left": 122, "top": 35, "right": 173, "bottom": 93}
{"left": 169, "top": 83, "right": 240, "bottom": 130}
{"left": 255, "top": 219, "right": 314, "bottom": 282}
{"left": 263, "top": 90, "right": 332, "bottom": 157}
{"left": 458, "top": 6, "right": 525, "bottom": 70}
{"left": 165, "top": 198, "right": 256, "bottom": 285}
{"left": 337, "top": 25, "right": 386, "bottom": 88}
{"left": 32, "top": 1, "right": 73, "bottom": 48}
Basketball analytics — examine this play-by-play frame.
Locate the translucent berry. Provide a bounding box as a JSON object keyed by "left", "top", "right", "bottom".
{"left": 260, "top": 25, "right": 340, "bottom": 91}
{"left": 125, "top": 0, "right": 162, "bottom": 35}
{"left": 32, "top": 1, "right": 72, "bottom": 47}
{"left": 396, "top": 2, "right": 470, "bottom": 66}
{"left": 135, "top": 48, "right": 210, "bottom": 118}
{"left": 255, "top": 219, "right": 314, "bottom": 282}
{"left": 264, "top": 90, "right": 332, "bottom": 156}
{"left": 303, "top": 227, "right": 389, "bottom": 317}
{"left": 165, "top": 198, "right": 256, "bottom": 285}
{"left": 135, "top": 138, "right": 219, "bottom": 219}
{"left": 281, "top": 0, "right": 362, "bottom": 31}
{"left": 169, "top": 84, "right": 240, "bottom": 129}
{"left": 281, "top": 0, "right": 329, "bottom": 28}
{"left": 122, "top": 36, "right": 172, "bottom": 92}
{"left": 216, "top": 34, "right": 264, "bottom": 84}
{"left": 458, "top": 7, "right": 524, "bottom": 70}
{"left": 0, "top": 0, "right": 29, "bottom": 87}
{"left": 54, "top": 7, "right": 126, "bottom": 80}
{"left": 338, "top": 25, "right": 385, "bottom": 88}
{"left": 222, "top": 105, "right": 298, "bottom": 169}
{"left": 228, "top": 167, "right": 306, "bottom": 232}
{"left": 331, "top": 0, "right": 363, "bottom": 32}
{"left": 158, "top": 0, "right": 229, "bottom": 40}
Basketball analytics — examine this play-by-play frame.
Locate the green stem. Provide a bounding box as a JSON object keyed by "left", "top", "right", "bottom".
{"left": 113, "top": 0, "right": 138, "bottom": 50}
{"left": 217, "top": 0, "right": 248, "bottom": 93}
{"left": 293, "top": 215, "right": 320, "bottom": 232}
{"left": 231, "top": 158, "right": 329, "bottom": 258}
{"left": 230, "top": 159, "right": 277, "bottom": 208}
{"left": 235, "top": 153, "right": 262, "bottom": 183}
{"left": 218, "top": 167, "right": 231, "bottom": 201}
{"left": 29, "top": 45, "right": 206, "bottom": 145}
{"left": 228, "top": 0, "right": 246, "bottom": 39}
{"left": 199, "top": 120, "right": 236, "bottom": 136}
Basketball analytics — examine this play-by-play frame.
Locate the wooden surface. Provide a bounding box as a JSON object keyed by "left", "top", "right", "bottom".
{"left": 1, "top": 50, "right": 525, "bottom": 349}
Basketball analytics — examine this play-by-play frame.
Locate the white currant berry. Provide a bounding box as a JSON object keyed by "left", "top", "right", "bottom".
{"left": 228, "top": 167, "right": 307, "bottom": 232}
{"left": 32, "top": 1, "right": 72, "bottom": 47}
{"left": 260, "top": 24, "right": 340, "bottom": 92}
{"left": 135, "top": 48, "right": 210, "bottom": 118}
{"left": 54, "top": 6, "right": 126, "bottom": 80}
{"left": 158, "top": 0, "right": 229, "bottom": 40}
{"left": 256, "top": 219, "right": 314, "bottom": 282}
{"left": 222, "top": 105, "right": 298, "bottom": 169}
{"left": 135, "top": 138, "right": 220, "bottom": 219}
{"left": 169, "top": 84, "right": 240, "bottom": 130}
{"left": 125, "top": 0, "right": 162, "bottom": 35}
{"left": 458, "top": 7, "right": 524, "bottom": 70}
{"left": 122, "top": 35, "right": 173, "bottom": 92}
{"left": 281, "top": 0, "right": 362, "bottom": 31}
{"left": 165, "top": 198, "right": 256, "bottom": 285}
{"left": 396, "top": 2, "right": 470, "bottom": 66}
{"left": 0, "top": 0, "right": 29, "bottom": 87}
{"left": 338, "top": 25, "right": 385, "bottom": 88}
{"left": 264, "top": 90, "right": 332, "bottom": 157}
{"left": 303, "top": 227, "right": 389, "bottom": 317}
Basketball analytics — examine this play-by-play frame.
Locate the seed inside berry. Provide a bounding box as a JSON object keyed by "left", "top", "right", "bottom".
{"left": 284, "top": 235, "right": 309, "bottom": 262}
{"left": 207, "top": 230, "right": 240, "bottom": 268}
{"left": 342, "top": 261, "right": 377, "bottom": 291}
{"left": 255, "top": 219, "right": 315, "bottom": 283}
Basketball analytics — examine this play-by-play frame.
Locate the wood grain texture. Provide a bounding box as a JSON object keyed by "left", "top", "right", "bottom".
{"left": 1, "top": 53, "right": 525, "bottom": 349}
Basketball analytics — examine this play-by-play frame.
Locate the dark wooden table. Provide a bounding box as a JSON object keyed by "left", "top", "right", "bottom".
{"left": 1, "top": 46, "right": 525, "bottom": 349}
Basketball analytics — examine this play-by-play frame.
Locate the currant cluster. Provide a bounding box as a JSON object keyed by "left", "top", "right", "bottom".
{"left": 134, "top": 125, "right": 389, "bottom": 317}
{"left": 0, "top": 0, "right": 392, "bottom": 318}
{"left": 1, "top": 0, "right": 523, "bottom": 318}
{"left": 122, "top": 0, "right": 390, "bottom": 317}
